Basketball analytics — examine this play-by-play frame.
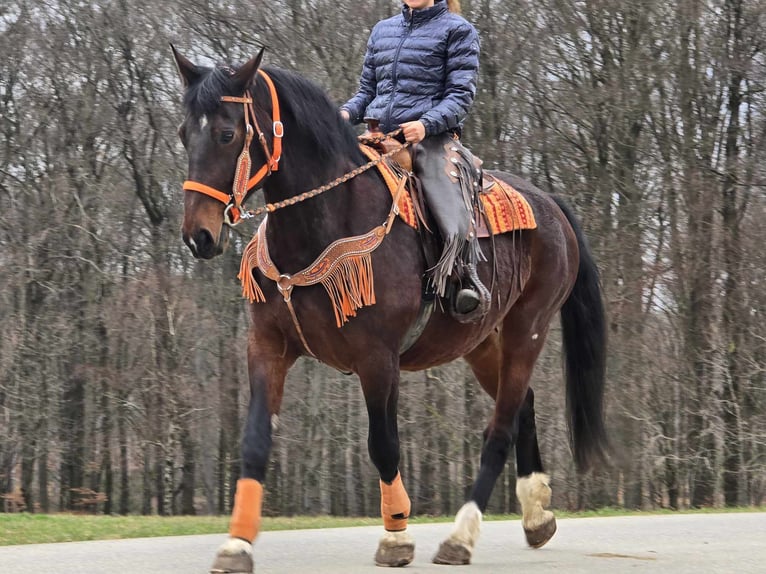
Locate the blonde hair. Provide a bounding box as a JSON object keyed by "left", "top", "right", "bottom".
{"left": 447, "top": 0, "right": 461, "bottom": 13}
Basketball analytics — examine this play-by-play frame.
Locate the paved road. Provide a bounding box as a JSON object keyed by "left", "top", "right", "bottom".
{"left": 1, "top": 513, "right": 764, "bottom": 573}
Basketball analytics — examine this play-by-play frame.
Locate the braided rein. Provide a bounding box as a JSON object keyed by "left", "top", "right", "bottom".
{"left": 235, "top": 129, "right": 409, "bottom": 221}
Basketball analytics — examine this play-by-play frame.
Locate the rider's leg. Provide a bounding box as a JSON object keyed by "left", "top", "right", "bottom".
{"left": 412, "top": 132, "right": 489, "bottom": 318}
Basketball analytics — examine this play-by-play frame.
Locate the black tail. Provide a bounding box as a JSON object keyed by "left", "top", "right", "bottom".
{"left": 553, "top": 196, "right": 609, "bottom": 472}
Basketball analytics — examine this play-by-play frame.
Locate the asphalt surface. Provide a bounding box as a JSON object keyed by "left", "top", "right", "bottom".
{"left": 1, "top": 512, "right": 764, "bottom": 573}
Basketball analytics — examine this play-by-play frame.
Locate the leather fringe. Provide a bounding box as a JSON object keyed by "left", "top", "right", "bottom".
{"left": 321, "top": 253, "right": 376, "bottom": 327}
{"left": 239, "top": 236, "right": 266, "bottom": 303}
{"left": 428, "top": 143, "right": 486, "bottom": 296}
{"left": 239, "top": 234, "right": 375, "bottom": 328}
{"left": 454, "top": 158, "right": 486, "bottom": 266}
{"left": 429, "top": 233, "right": 464, "bottom": 297}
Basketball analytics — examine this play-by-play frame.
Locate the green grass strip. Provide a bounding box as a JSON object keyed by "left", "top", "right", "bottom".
{"left": 1, "top": 507, "right": 763, "bottom": 546}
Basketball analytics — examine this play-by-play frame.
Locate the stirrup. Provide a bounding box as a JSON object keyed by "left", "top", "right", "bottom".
{"left": 455, "top": 288, "right": 481, "bottom": 315}
{"left": 451, "top": 264, "right": 490, "bottom": 323}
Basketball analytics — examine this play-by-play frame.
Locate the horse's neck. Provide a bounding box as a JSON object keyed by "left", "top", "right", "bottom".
{"left": 262, "top": 167, "right": 388, "bottom": 271}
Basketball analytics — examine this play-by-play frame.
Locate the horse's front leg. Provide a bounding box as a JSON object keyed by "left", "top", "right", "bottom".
{"left": 359, "top": 356, "right": 415, "bottom": 568}
{"left": 210, "top": 329, "right": 296, "bottom": 574}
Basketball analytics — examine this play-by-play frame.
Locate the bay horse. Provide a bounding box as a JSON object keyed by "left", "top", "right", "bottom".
{"left": 171, "top": 47, "right": 607, "bottom": 572}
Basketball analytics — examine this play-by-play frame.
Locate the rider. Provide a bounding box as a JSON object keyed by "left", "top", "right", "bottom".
{"left": 340, "top": 0, "right": 489, "bottom": 319}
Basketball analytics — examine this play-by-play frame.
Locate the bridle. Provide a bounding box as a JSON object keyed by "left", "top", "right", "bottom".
{"left": 182, "top": 68, "right": 410, "bottom": 228}
{"left": 182, "top": 69, "right": 283, "bottom": 225}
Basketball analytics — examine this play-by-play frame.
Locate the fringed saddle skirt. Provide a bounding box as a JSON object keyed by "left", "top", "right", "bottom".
{"left": 238, "top": 147, "right": 537, "bottom": 326}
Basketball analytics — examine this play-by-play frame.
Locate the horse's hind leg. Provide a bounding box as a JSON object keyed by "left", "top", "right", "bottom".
{"left": 434, "top": 327, "right": 551, "bottom": 564}
{"left": 432, "top": 333, "right": 500, "bottom": 565}
{"left": 358, "top": 355, "right": 415, "bottom": 568}
{"left": 515, "top": 388, "right": 557, "bottom": 548}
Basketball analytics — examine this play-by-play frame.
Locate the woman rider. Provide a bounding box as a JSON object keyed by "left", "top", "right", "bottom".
{"left": 340, "top": 0, "right": 489, "bottom": 320}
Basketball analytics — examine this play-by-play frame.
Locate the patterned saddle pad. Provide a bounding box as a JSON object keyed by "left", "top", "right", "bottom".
{"left": 360, "top": 145, "right": 537, "bottom": 235}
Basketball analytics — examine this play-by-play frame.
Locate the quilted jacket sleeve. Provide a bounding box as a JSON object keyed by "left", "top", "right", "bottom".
{"left": 419, "top": 22, "right": 480, "bottom": 136}
{"left": 341, "top": 30, "right": 378, "bottom": 124}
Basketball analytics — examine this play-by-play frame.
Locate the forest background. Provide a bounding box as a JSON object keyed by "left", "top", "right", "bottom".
{"left": 1, "top": 0, "right": 764, "bottom": 518}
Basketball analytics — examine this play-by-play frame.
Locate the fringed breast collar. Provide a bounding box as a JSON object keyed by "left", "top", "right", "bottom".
{"left": 238, "top": 178, "right": 407, "bottom": 357}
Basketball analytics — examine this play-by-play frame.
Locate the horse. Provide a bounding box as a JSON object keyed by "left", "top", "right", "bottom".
{"left": 171, "top": 46, "right": 608, "bottom": 572}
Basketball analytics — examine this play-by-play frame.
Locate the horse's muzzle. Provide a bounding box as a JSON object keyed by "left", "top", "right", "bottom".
{"left": 183, "top": 228, "right": 224, "bottom": 259}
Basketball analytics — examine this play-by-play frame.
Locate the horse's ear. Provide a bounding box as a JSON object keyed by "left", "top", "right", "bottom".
{"left": 233, "top": 47, "right": 266, "bottom": 92}
{"left": 170, "top": 44, "right": 201, "bottom": 88}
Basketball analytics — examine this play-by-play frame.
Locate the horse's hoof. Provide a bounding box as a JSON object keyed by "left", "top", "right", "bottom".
{"left": 524, "top": 515, "right": 557, "bottom": 549}
{"left": 209, "top": 554, "right": 253, "bottom": 573}
{"left": 210, "top": 538, "right": 254, "bottom": 573}
{"left": 375, "top": 545, "right": 415, "bottom": 568}
{"left": 433, "top": 539, "right": 472, "bottom": 565}
{"left": 375, "top": 531, "right": 415, "bottom": 567}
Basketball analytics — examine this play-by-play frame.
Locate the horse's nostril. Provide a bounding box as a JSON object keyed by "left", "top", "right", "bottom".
{"left": 192, "top": 229, "right": 217, "bottom": 259}
{"left": 196, "top": 229, "right": 213, "bottom": 247}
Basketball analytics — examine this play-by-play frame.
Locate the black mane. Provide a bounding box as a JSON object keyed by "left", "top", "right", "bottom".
{"left": 183, "top": 64, "right": 237, "bottom": 117}
{"left": 183, "top": 63, "right": 363, "bottom": 164}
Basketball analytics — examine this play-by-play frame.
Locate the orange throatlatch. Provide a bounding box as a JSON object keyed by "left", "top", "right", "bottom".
{"left": 229, "top": 478, "right": 264, "bottom": 542}
{"left": 183, "top": 69, "right": 283, "bottom": 225}
{"left": 380, "top": 472, "right": 411, "bottom": 532}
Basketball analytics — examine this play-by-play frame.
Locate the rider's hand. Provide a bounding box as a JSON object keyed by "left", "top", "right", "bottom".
{"left": 400, "top": 121, "right": 426, "bottom": 144}
{"left": 340, "top": 109, "right": 350, "bottom": 121}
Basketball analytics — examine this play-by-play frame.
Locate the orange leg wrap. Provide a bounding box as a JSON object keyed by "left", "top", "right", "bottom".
{"left": 229, "top": 478, "right": 264, "bottom": 542}
{"left": 380, "top": 472, "right": 411, "bottom": 532}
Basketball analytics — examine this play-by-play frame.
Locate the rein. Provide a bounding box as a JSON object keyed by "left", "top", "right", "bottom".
{"left": 235, "top": 141, "right": 408, "bottom": 219}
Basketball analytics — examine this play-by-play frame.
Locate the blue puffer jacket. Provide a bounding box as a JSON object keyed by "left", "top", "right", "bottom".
{"left": 341, "top": 0, "right": 480, "bottom": 136}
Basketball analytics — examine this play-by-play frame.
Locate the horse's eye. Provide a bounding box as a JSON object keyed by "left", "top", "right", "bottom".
{"left": 220, "top": 131, "right": 234, "bottom": 144}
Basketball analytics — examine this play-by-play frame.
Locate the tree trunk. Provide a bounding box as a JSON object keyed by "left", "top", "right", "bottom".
{"left": 721, "top": 0, "right": 746, "bottom": 508}
{"left": 180, "top": 425, "right": 196, "bottom": 515}
{"left": 118, "top": 395, "right": 130, "bottom": 515}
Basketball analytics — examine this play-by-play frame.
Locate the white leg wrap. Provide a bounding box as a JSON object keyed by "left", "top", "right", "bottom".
{"left": 378, "top": 529, "right": 414, "bottom": 548}
{"left": 516, "top": 472, "right": 554, "bottom": 530}
{"left": 448, "top": 501, "right": 482, "bottom": 548}
{"left": 217, "top": 537, "right": 253, "bottom": 556}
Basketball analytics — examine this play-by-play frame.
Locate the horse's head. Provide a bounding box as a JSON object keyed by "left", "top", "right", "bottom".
{"left": 171, "top": 46, "right": 275, "bottom": 259}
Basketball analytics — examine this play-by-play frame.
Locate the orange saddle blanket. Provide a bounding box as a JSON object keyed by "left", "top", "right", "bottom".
{"left": 360, "top": 145, "right": 537, "bottom": 235}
